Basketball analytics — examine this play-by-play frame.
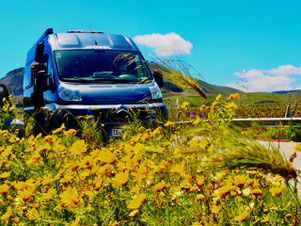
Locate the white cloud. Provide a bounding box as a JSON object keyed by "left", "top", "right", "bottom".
{"left": 133, "top": 32, "right": 193, "bottom": 57}
{"left": 229, "top": 65, "right": 301, "bottom": 92}
{"left": 265, "top": 65, "right": 301, "bottom": 75}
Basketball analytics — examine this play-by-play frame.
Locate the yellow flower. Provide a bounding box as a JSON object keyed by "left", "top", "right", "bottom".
{"left": 162, "top": 141, "right": 171, "bottom": 147}
{"left": 164, "top": 121, "right": 175, "bottom": 127}
{"left": 294, "top": 143, "right": 301, "bottom": 153}
{"left": 99, "top": 149, "right": 116, "bottom": 164}
{"left": 52, "top": 123, "right": 66, "bottom": 134}
{"left": 215, "top": 94, "right": 222, "bottom": 101}
{"left": 0, "top": 184, "right": 10, "bottom": 195}
{"left": 70, "top": 140, "right": 87, "bottom": 157}
{"left": 112, "top": 171, "right": 129, "bottom": 188}
{"left": 195, "top": 194, "right": 205, "bottom": 201}
{"left": 18, "top": 186, "right": 36, "bottom": 201}
{"left": 127, "top": 194, "right": 147, "bottom": 210}
{"left": 234, "top": 211, "right": 248, "bottom": 222}
{"left": 0, "top": 172, "right": 10, "bottom": 179}
{"left": 59, "top": 187, "right": 83, "bottom": 211}
{"left": 154, "top": 181, "right": 166, "bottom": 195}
{"left": 233, "top": 174, "right": 249, "bottom": 188}
{"left": 251, "top": 188, "right": 263, "bottom": 197}
{"left": 196, "top": 175, "right": 205, "bottom": 187}
{"left": 71, "top": 216, "right": 81, "bottom": 226}
{"left": 269, "top": 185, "right": 284, "bottom": 196}
{"left": 1, "top": 206, "right": 13, "bottom": 220}
{"left": 211, "top": 205, "right": 221, "bottom": 214}
{"left": 26, "top": 208, "right": 39, "bottom": 222}
{"left": 180, "top": 101, "right": 189, "bottom": 109}
{"left": 138, "top": 126, "right": 145, "bottom": 133}
{"left": 234, "top": 93, "right": 240, "bottom": 100}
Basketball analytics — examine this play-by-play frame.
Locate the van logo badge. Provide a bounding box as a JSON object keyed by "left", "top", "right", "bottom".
{"left": 115, "top": 105, "right": 129, "bottom": 114}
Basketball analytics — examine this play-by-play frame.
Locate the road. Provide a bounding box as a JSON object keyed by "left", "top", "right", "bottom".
{"left": 257, "top": 140, "right": 301, "bottom": 170}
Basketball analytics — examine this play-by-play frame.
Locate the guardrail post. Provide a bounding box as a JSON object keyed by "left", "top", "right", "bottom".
{"left": 285, "top": 105, "right": 291, "bottom": 118}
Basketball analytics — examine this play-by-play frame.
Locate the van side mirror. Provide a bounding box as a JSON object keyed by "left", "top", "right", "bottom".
{"left": 35, "top": 42, "right": 44, "bottom": 63}
{"left": 153, "top": 71, "right": 164, "bottom": 88}
{"left": 35, "top": 70, "right": 50, "bottom": 92}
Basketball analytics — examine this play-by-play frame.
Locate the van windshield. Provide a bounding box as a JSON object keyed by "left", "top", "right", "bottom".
{"left": 54, "top": 50, "right": 153, "bottom": 83}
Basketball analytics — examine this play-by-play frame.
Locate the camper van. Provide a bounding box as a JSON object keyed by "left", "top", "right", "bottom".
{"left": 23, "top": 28, "right": 168, "bottom": 135}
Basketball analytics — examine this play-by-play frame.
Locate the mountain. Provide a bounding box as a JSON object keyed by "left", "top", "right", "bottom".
{"left": 0, "top": 67, "right": 24, "bottom": 96}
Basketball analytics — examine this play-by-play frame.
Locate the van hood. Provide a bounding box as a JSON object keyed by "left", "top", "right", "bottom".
{"left": 59, "top": 82, "right": 154, "bottom": 104}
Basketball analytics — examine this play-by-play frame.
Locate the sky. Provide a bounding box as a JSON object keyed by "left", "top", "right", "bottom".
{"left": 1, "top": 0, "right": 301, "bottom": 92}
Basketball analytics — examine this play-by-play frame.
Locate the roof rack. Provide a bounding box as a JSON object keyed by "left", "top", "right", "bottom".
{"left": 67, "top": 30, "right": 103, "bottom": 34}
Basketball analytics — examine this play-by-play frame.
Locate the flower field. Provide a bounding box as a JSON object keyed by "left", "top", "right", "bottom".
{"left": 0, "top": 94, "right": 300, "bottom": 225}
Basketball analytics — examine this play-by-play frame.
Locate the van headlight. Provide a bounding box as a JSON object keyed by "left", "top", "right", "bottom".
{"left": 58, "top": 85, "right": 82, "bottom": 101}
{"left": 149, "top": 83, "right": 163, "bottom": 99}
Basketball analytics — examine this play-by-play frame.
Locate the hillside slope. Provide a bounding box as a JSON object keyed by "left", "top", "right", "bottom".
{"left": 0, "top": 67, "right": 24, "bottom": 96}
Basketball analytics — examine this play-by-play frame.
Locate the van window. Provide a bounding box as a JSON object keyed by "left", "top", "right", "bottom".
{"left": 54, "top": 50, "right": 153, "bottom": 83}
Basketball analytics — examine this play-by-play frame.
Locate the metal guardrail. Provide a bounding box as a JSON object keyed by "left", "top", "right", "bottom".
{"left": 231, "top": 118, "right": 301, "bottom": 127}
{"left": 176, "top": 118, "right": 301, "bottom": 127}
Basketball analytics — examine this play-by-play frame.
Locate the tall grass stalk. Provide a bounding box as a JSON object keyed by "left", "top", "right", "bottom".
{"left": 151, "top": 60, "right": 207, "bottom": 99}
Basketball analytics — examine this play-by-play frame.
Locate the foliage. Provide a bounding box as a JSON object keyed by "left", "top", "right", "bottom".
{"left": 0, "top": 93, "right": 299, "bottom": 225}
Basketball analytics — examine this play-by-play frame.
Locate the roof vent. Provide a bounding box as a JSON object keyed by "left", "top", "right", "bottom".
{"left": 67, "top": 30, "right": 103, "bottom": 34}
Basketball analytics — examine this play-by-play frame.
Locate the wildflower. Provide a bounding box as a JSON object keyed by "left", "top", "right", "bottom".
{"left": 162, "top": 141, "right": 171, "bottom": 147}
{"left": 138, "top": 126, "right": 145, "bottom": 133}
{"left": 64, "top": 129, "right": 77, "bottom": 137}
{"left": 211, "top": 205, "right": 221, "bottom": 214}
{"left": 0, "top": 184, "right": 10, "bottom": 195}
{"left": 269, "top": 185, "right": 284, "bottom": 196}
{"left": 251, "top": 188, "right": 263, "bottom": 197}
{"left": 214, "top": 185, "right": 231, "bottom": 198}
{"left": 1, "top": 206, "right": 13, "bottom": 220}
{"left": 164, "top": 121, "right": 175, "bottom": 127}
{"left": 234, "top": 93, "right": 240, "bottom": 100}
{"left": 99, "top": 149, "right": 116, "bottom": 164}
{"left": 59, "top": 187, "right": 83, "bottom": 211}
{"left": 154, "top": 181, "right": 166, "bottom": 195}
{"left": 181, "top": 101, "right": 189, "bottom": 110}
{"left": 195, "top": 194, "right": 205, "bottom": 201}
{"left": 0, "top": 172, "right": 10, "bottom": 179}
{"left": 199, "top": 113, "right": 205, "bottom": 118}
{"left": 127, "top": 194, "right": 147, "bottom": 210}
{"left": 170, "top": 161, "right": 186, "bottom": 177}
{"left": 215, "top": 94, "right": 222, "bottom": 101}
{"left": 71, "top": 216, "right": 81, "bottom": 226}
{"left": 233, "top": 174, "right": 249, "bottom": 188}
{"left": 26, "top": 208, "right": 39, "bottom": 222}
{"left": 70, "top": 140, "right": 87, "bottom": 157}
{"left": 18, "top": 186, "right": 36, "bottom": 201}
{"left": 196, "top": 175, "right": 205, "bottom": 187}
{"left": 294, "top": 143, "right": 301, "bottom": 153}
{"left": 192, "top": 116, "right": 202, "bottom": 125}
{"left": 234, "top": 211, "right": 248, "bottom": 222}
{"left": 112, "top": 171, "right": 129, "bottom": 188}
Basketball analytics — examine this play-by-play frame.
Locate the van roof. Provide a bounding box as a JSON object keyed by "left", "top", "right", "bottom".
{"left": 26, "top": 29, "right": 139, "bottom": 64}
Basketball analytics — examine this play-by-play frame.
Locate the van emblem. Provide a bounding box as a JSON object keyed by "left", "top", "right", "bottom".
{"left": 115, "top": 105, "right": 129, "bottom": 114}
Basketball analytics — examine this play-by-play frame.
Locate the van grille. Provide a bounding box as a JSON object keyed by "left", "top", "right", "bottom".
{"left": 92, "top": 108, "right": 152, "bottom": 124}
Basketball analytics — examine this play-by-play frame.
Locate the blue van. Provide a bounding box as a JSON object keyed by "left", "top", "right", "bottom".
{"left": 23, "top": 28, "right": 168, "bottom": 135}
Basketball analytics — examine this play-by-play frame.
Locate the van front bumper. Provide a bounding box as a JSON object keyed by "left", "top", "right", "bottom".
{"left": 50, "top": 102, "right": 168, "bottom": 125}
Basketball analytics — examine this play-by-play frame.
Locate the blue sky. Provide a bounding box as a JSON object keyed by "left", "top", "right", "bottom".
{"left": 1, "top": 0, "right": 301, "bottom": 92}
